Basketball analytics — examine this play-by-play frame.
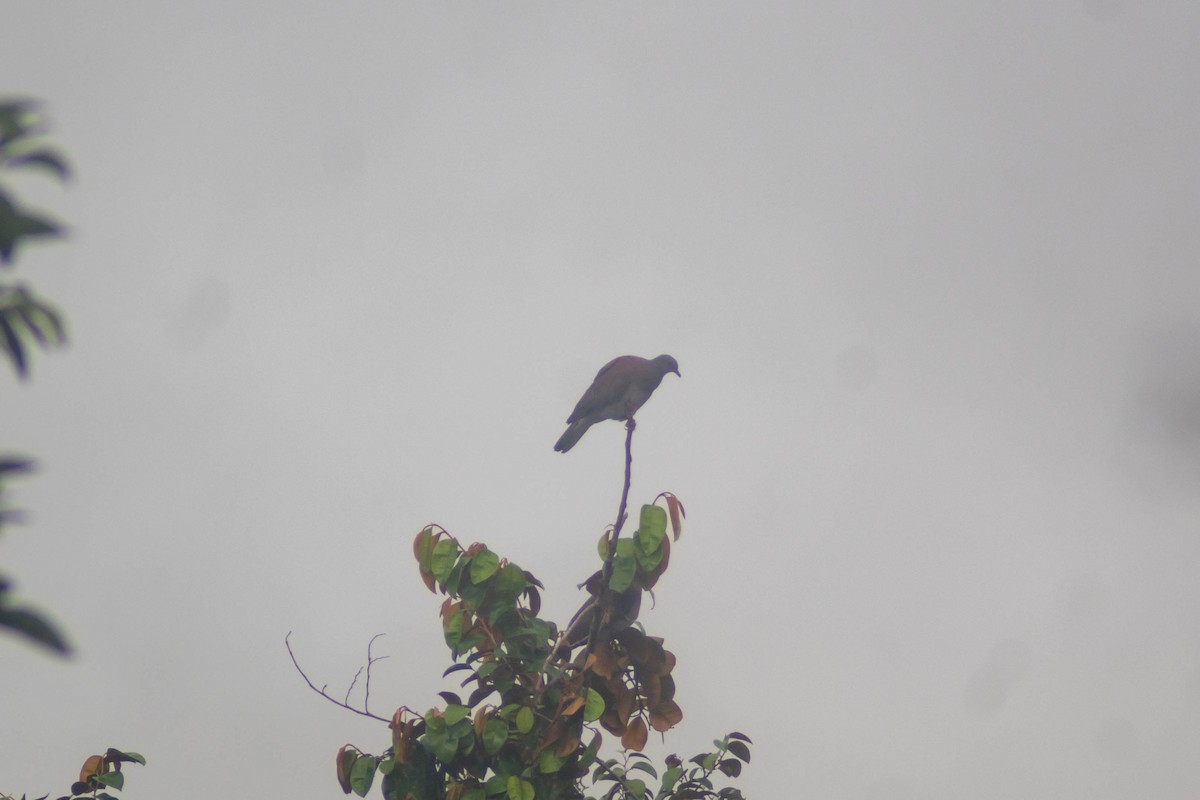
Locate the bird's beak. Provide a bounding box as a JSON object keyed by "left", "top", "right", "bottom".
{"left": 673, "top": 368, "right": 681, "bottom": 377}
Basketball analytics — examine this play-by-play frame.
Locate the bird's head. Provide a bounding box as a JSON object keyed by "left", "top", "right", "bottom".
{"left": 654, "top": 354, "right": 681, "bottom": 377}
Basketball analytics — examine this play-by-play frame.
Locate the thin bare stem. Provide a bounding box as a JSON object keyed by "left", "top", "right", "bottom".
{"left": 286, "top": 632, "right": 390, "bottom": 724}
{"left": 364, "top": 633, "right": 387, "bottom": 716}
{"left": 584, "top": 418, "right": 636, "bottom": 656}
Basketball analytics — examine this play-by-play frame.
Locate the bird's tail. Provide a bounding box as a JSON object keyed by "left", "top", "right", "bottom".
{"left": 554, "top": 421, "right": 590, "bottom": 452}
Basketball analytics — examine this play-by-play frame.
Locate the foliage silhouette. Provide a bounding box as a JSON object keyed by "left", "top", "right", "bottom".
{"left": 0, "top": 99, "right": 145, "bottom": 799}
{"left": 0, "top": 98, "right": 69, "bottom": 380}
{"left": 0, "top": 98, "right": 71, "bottom": 655}
{"left": 2, "top": 748, "right": 147, "bottom": 800}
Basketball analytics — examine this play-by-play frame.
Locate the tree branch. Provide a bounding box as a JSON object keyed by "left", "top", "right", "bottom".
{"left": 286, "top": 632, "right": 391, "bottom": 724}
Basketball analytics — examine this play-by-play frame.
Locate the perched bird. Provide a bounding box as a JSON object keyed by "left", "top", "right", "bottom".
{"left": 554, "top": 354, "right": 681, "bottom": 453}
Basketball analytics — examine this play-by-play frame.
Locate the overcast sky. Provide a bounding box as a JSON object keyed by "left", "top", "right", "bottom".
{"left": 4, "top": 4, "right": 1200, "bottom": 799}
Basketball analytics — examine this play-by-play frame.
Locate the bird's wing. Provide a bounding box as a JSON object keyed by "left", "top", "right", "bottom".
{"left": 565, "top": 355, "right": 643, "bottom": 423}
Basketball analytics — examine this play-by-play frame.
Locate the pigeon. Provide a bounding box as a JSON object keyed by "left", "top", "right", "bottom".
{"left": 554, "top": 354, "right": 680, "bottom": 452}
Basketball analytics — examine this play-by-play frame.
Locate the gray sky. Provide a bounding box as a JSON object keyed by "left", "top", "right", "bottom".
{"left": 4, "top": 3, "right": 1200, "bottom": 798}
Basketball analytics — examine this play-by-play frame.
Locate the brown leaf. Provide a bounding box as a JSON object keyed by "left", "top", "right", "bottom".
{"left": 614, "top": 682, "right": 636, "bottom": 726}
{"left": 79, "top": 755, "right": 106, "bottom": 782}
{"left": 555, "top": 733, "right": 581, "bottom": 757}
{"left": 649, "top": 699, "right": 683, "bottom": 732}
{"left": 621, "top": 716, "right": 648, "bottom": 752}
{"left": 396, "top": 714, "right": 415, "bottom": 762}
{"left": 591, "top": 642, "right": 618, "bottom": 679}
{"left": 643, "top": 673, "right": 662, "bottom": 707}
{"left": 562, "top": 693, "right": 585, "bottom": 717}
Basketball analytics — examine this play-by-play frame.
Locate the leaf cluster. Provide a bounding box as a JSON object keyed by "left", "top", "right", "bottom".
{"left": 2, "top": 748, "right": 145, "bottom": 800}
{"left": 0, "top": 98, "right": 72, "bottom": 656}
{"left": 588, "top": 732, "right": 752, "bottom": 800}
{"left": 330, "top": 491, "right": 750, "bottom": 799}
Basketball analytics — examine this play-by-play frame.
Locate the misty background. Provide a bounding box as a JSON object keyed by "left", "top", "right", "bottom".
{"left": 4, "top": 4, "right": 1200, "bottom": 798}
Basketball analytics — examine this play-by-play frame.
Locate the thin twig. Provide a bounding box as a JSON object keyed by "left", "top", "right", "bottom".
{"left": 285, "top": 632, "right": 391, "bottom": 724}
{"left": 364, "top": 633, "right": 388, "bottom": 716}
{"left": 584, "top": 418, "right": 636, "bottom": 656}
{"left": 345, "top": 666, "right": 365, "bottom": 705}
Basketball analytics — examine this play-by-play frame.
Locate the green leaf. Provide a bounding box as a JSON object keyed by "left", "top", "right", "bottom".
{"left": 0, "top": 314, "right": 26, "bottom": 377}
{"left": 726, "top": 740, "right": 751, "bottom": 763}
{"left": 608, "top": 549, "right": 637, "bottom": 593}
{"left": 349, "top": 755, "right": 378, "bottom": 797}
{"left": 717, "top": 758, "right": 742, "bottom": 777}
{"left": 96, "top": 772, "right": 123, "bottom": 791}
{"left": 634, "top": 543, "right": 663, "bottom": 573}
{"left": 660, "top": 765, "right": 682, "bottom": 793}
{"left": 463, "top": 789, "right": 486, "bottom": 800}
{"left": 493, "top": 563, "right": 527, "bottom": 602}
{"left": 470, "top": 549, "right": 500, "bottom": 584}
{"left": 415, "top": 527, "right": 437, "bottom": 571}
{"left": 624, "top": 778, "right": 646, "bottom": 797}
{"left": 0, "top": 101, "right": 38, "bottom": 145}
{"left": 7, "top": 148, "right": 70, "bottom": 181}
{"left": 485, "top": 774, "right": 510, "bottom": 795}
{"left": 579, "top": 731, "right": 602, "bottom": 767}
{"left": 515, "top": 705, "right": 534, "bottom": 734}
{"left": 430, "top": 539, "right": 459, "bottom": 583}
{"left": 637, "top": 505, "right": 667, "bottom": 552}
{"left": 0, "top": 606, "right": 70, "bottom": 654}
{"left": 538, "top": 750, "right": 564, "bottom": 774}
{"left": 482, "top": 719, "right": 508, "bottom": 754}
{"left": 444, "top": 704, "right": 470, "bottom": 726}
{"left": 443, "top": 608, "right": 463, "bottom": 652}
{"left": 109, "top": 750, "right": 146, "bottom": 766}
{"left": 583, "top": 688, "right": 605, "bottom": 723}
{"left": 7, "top": 288, "right": 66, "bottom": 348}
{"left": 0, "top": 189, "right": 64, "bottom": 263}
{"left": 506, "top": 776, "right": 534, "bottom": 800}
{"left": 422, "top": 715, "right": 459, "bottom": 763}
{"left": 628, "top": 761, "right": 657, "bottom": 778}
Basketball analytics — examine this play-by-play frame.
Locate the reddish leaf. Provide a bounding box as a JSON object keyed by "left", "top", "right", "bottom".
{"left": 335, "top": 746, "right": 356, "bottom": 794}
{"left": 656, "top": 492, "right": 686, "bottom": 540}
